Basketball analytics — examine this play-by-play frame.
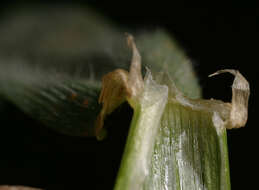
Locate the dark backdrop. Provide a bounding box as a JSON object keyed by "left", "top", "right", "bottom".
{"left": 0, "top": 1, "right": 257, "bottom": 189}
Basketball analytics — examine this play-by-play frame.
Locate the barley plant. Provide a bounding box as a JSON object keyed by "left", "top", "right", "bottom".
{"left": 0, "top": 5, "right": 249, "bottom": 190}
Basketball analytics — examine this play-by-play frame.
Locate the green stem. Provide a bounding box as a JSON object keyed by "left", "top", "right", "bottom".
{"left": 114, "top": 72, "right": 168, "bottom": 190}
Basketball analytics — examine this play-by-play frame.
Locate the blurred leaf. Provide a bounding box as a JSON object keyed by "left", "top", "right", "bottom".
{"left": 0, "top": 6, "right": 200, "bottom": 138}
{"left": 0, "top": 6, "right": 128, "bottom": 137}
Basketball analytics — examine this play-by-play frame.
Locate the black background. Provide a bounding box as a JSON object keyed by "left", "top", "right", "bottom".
{"left": 0, "top": 1, "right": 258, "bottom": 189}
